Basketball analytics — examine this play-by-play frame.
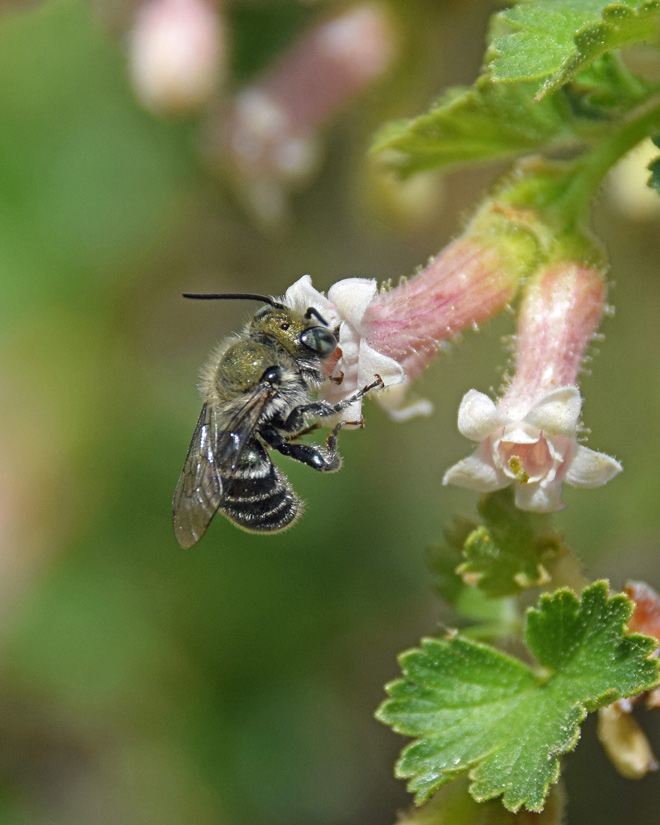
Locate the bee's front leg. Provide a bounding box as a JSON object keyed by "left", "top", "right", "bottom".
{"left": 282, "top": 375, "right": 384, "bottom": 432}
{"left": 261, "top": 425, "right": 342, "bottom": 472}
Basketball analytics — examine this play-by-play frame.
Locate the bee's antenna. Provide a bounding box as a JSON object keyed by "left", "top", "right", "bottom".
{"left": 182, "top": 292, "right": 286, "bottom": 309}
{"left": 304, "top": 307, "right": 329, "bottom": 326}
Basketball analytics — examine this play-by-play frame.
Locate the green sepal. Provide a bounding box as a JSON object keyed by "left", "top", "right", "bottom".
{"left": 458, "top": 489, "right": 565, "bottom": 598}
{"left": 427, "top": 521, "right": 520, "bottom": 640}
{"left": 487, "top": 0, "right": 660, "bottom": 98}
{"left": 377, "top": 582, "right": 659, "bottom": 811}
{"left": 567, "top": 53, "right": 658, "bottom": 115}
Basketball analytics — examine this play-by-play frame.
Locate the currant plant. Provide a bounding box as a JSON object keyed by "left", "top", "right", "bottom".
{"left": 282, "top": 1, "right": 660, "bottom": 820}
{"left": 124, "top": 0, "right": 660, "bottom": 818}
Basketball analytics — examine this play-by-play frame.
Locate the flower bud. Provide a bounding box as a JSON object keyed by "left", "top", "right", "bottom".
{"left": 129, "top": 0, "right": 225, "bottom": 115}
{"left": 211, "top": 3, "right": 396, "bottom": 223}
{"left": 625, "top": 581, "right": 660, "bottom": 708}
{"left": 626, "top": 580, "right": 660, "bottom": 636}
{"left": 598, "top": 703, "right": 658, "bottom": 780}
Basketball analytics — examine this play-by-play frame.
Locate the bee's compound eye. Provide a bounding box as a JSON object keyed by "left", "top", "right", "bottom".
{"left": 262, "top": 366, "right": 283, "bottom": 385}
{"left": 300, "top": 327, "right": 337, "bottom": 357}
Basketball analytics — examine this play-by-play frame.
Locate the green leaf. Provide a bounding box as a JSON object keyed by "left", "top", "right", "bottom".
{"left": 427, "top": 523, "right": 520, "bottom": 640}
{"left": 371, "top": 77, "right": 573, "bottom": 176}
{"left": 458, "top": 489, "right": 564, "bottom": 598}
{"left": 377, "top": 582, "right": 659, "bottom": 811}
{"left": 488, "top": 0, "right": 660, "bottom": 97}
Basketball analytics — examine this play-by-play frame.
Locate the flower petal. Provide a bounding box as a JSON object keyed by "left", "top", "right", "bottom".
{"left": 443, "top": 443, "right": 509, "bottom": 492}
{"left": 327, "top": 278, "right": 377, "bottom": 325}
{"left": 514, "top": 480, "right": 566, "bottom": 512}
{"left": 357, "top": 339, "right": 405, "bottom": 389}
{"left": 523, "top": 385, "right": 582, "bottom": 436}
{"left": 565, "top": 445, "right": 623, "bottom": 488}
{"left": 283, "top": 274, "right": 339, "bottom": 325}
{"left": 457, "top": 390, "right": 509, "bottom": 442}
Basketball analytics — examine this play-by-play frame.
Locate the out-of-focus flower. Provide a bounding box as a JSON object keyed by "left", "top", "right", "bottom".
{"left": 209, "top": 3, "right": 396, "bottom": 224}
{"left": 129, "top": 0, "right": 226, "bottom": 115}
{"left": 444, "top": 261, "right": 622, "bottom": 511}
{"left": 608, "top": 138, "right": 660, "bottom": 221}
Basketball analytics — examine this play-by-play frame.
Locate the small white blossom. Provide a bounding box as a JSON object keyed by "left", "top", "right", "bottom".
{"left": 443, "top": 385, "right": 622, "bottom": 512}
{"left": 283, "top": 275, "right": 411, "bottom": 422}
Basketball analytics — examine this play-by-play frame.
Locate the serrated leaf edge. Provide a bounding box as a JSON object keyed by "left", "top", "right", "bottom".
{"left": 377, "top": 581, "right": 660, "bottom": 810}
{"left": 488, "top": 0, "right": 660, "bottom": 98}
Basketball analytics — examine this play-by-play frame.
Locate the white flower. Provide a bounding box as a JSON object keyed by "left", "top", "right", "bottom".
{"left": 443, "top": 385, "right": 622, "bottom": 512}
{"left": 283, "top": 275, "right": 411, "bottom": 423}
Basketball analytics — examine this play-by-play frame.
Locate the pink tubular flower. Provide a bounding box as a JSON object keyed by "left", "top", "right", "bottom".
{"left": 210, "top": 4, "right": 396, "bottom": 222}
{"left": 283, "top": 275, "right": 406, "bottom": 424}
{"left": 362, "top": 236, "right": 521, "bottom": 384}
{"left": 129, "top": 0, "right": 225, "bottom": 115}
{"left": 443, "top": 262, "right": 622, "bottom": 511}
{"left": 280, "top": 213, "right": 527, "bottom": 421}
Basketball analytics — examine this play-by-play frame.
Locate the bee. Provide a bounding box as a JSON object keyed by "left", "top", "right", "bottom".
{"left": 173, "top": 291, "right": 383, "bottom": 548}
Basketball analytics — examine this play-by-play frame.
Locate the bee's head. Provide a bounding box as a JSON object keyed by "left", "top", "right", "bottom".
{"left": 251, "top": 304, "right": 337, "bottom": 360}
{"left": 182, "top": 291, "right": 338, "bottom": 361}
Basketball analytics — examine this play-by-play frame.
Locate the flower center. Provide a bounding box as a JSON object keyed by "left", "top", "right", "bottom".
{"left": 497, "top": 434, "right": 554, "bottom": 484}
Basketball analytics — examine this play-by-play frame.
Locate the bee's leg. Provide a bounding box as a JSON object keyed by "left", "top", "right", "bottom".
{"left": 324, "top": 420, "right": 348, "bottom": 452}
{"left": 282, "top": 375, "right": 384, "bottom": 432}
{"left": 261, "top": 425, "right": 342, "bottom": 472}
{"left": 293, "top": 422, "right": 321, "bottom": 439}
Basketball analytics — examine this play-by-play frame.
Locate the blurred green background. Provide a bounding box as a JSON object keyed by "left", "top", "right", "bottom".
{"left": 1, "top": 1, "right": 660, "bottom": 823}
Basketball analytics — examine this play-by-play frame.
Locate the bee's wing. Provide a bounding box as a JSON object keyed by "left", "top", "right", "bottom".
{"left": 172, "top": 386, "right": 275, "bottom": 548}
{"left": 172, "top": 403, "right": 224, "bottom": 549}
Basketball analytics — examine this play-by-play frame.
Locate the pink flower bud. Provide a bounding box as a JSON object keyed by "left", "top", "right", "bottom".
{"left": 129, "top": 0, "right": 225, "bottom": 115}
{"left": 498, "top": 262, "right": 608, "bottom": 421}
{"left": 624, "top": 581, "right": 660, "bottom": 709}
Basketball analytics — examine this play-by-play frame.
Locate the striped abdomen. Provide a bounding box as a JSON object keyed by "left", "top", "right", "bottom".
{"left": 220, "top": 439, "right": 301, "bottom": 532}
